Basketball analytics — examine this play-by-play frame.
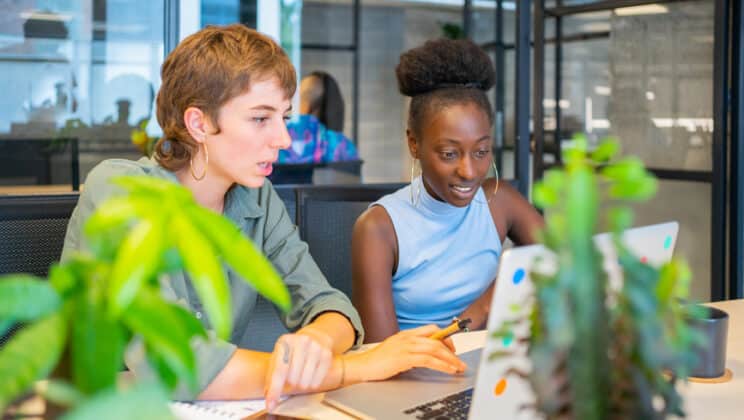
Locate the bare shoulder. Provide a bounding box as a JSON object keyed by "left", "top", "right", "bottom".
{"left": 354, "top": 205, "right": 396, "bottom": 240}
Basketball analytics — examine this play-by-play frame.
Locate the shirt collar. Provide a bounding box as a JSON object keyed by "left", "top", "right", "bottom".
{"left": 224, "top": 184, "right": 265, "bottom": 221}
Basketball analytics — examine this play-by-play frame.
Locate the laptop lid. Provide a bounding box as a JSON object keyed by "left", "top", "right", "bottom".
{"left": 468, "top": 221, "right": 679, "bottom": 419}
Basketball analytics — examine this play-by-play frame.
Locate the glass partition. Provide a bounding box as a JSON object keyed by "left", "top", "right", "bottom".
{"left": 0, "top": 0, "right": 164, "bottom": 194}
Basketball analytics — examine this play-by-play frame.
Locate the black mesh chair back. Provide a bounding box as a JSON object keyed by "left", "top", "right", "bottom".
{"left": 0, "top": 194, "right": 78, "bottom": 276}
{"left": 273, "top": 184, "right": 297, "bottom": 225}
{"left": 297, "top": 183, "right": 405, "bottom": 299}
{"left": 0, "top": 194, "right": 78, "bottom": 347}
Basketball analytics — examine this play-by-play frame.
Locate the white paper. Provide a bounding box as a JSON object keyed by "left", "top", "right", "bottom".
{"left": 171, "top": 399, "right": 266, "bottom": 420}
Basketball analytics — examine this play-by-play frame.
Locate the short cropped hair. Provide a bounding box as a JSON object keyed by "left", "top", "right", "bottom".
{"left": 155, "top": 24, "right": 297, "bottom": 171}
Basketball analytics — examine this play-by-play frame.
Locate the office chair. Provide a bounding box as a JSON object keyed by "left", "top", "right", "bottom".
{"left": 0, "top": 193, "right": 79, "bottom": 347}
{"left": 296, "top": 183, "right": 406, "bottom": 299}
{"left": 273, "top": 183, "right": 297, "bottom": 225}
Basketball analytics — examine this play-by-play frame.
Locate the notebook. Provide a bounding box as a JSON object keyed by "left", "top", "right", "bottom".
{"left": 324, "top": 221, "right": 679, "bottom": 419}
{"left": 170, "top": 399, "right": 266, "bottom": 420}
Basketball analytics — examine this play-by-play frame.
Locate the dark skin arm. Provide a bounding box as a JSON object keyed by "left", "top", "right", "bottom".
{"left": 351, "top": 205, "right": 401, "bottom": 343}
{"left": 457, "top": 179, "right": 544, "bottom": 329}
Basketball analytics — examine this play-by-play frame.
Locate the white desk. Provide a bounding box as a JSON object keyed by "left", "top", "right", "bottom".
{"left": 279, "top": 300, "right": 744, "bottom": 419}
{"left": 15, "top": 301, "right": 743, "bottom": 419}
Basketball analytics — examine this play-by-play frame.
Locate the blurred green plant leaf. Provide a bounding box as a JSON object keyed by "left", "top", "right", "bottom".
{"left": 35, "top": 379, "right": 85, "bottom": 408}
{"left": 600, "top": 157, "right": 646, "bottom": 182}
{"left": 608, "top": 176, "right": 658, "bottom": 201}
{"left": 122, "top": 288, "right": 203, "bottom": 392}
{"left": 49, "top": 264, "right": 83, "bottom": 298}
{"left": 172, "top": 213, "right": 232, "bottom": 339}
{"left": 187, "top": 206, "right": 291, "bottom": 312}
{"left": 590, "top": 139, "right": 620, "bottom": 163}
{"left": 84, "top": 196, "right": 156, "bottom": 260}
{"left": 108, "top": 219, "right": 164, "bottom": 316}
{"left": 61, "top": 383, "right": 173, "bottom": 420}
{"left": 71, "top": 294, "right": 127, "bottom": 395}
{"left": 607, "top": 207, "right": 633, "bottom": 233}
{"left": 533, "top": 183, "right": 558, "bottom": 209}
{"left": 0, "top": 275, "right": 60, "bottom": 321}
{"left": 0, "top": 312, "right": 67, "bottom": 413}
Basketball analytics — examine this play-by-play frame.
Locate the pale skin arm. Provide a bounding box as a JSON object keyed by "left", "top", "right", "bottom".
{"left": 351, "top": 205, "right": 401, "bottom": 343}
{"left": 199, "top": 312, "right": 353, "bottom": 402}
{"left": 457, "top": 180, "right": 544, "bottom": 329}
{"left": 200, "top": 325, "right": 466, "bottom": 413}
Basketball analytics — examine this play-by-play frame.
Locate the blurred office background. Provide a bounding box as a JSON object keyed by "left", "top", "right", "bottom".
{"left": 0, "top": 0, "right": 740, "bottom": 304}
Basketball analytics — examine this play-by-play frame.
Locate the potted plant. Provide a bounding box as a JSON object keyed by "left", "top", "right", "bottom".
{"left": 492, "top": 136, "right": 702, "bottom": 419}
{"left": 0, "top": 176, "right": 291, "bottom": 418}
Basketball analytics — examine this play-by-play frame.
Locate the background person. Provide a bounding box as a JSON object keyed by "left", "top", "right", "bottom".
{"left": 279, "top": 71, "right": 358, "bottom": 164}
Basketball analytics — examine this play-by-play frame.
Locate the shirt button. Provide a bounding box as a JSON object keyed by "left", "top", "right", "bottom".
{"left": 195, "top": 311, "right": 202, "bottom": 319}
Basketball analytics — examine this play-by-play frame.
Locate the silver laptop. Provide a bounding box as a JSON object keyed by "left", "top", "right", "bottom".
{"left": 324, "top": 222, "right": 679, "bottom": 420}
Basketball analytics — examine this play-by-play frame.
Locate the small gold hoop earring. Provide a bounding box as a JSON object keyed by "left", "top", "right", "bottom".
{"left": 410, "top": 159, "right": 421, "bottom": 207}
{"left": 190, "top": 142, "right": 208, "bottom": 181}
{"left": 488, "top": 160, "right": 500, "bottom": 203}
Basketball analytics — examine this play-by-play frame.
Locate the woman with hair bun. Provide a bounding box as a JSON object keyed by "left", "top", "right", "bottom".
{"left": 352, "top": 38, "right": 544, "bottom": 343}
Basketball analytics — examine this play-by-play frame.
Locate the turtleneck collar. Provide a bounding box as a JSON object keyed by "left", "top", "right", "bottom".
{"left": 414, "top": 175, "right": 470, "bottom": 217}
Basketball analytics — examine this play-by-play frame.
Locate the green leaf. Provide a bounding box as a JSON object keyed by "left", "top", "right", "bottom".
{"left": 0, "top": 312, "right": 67, "bottom": 412}
{"left": 533, "top": 183, "right": 558, "bottom": 209}
{"left": 601, "top": 157, "right": 646, "bottom": 182}
{"left": 35, "top": 379, "right": 85, "bottom": 408}
{"left": 49, "top": 264, "right": 82, "bottom": 297}
{"left": 84, "top": 196, "right": 154, "bottom": 260}
{"left": 608, "top": 176, "right": 658, "bottom": 201}
{"left": 61, "top": 383, "right": 173, "bottom": 420}
{"left": 590, "top": 139, "right": 620, "bottom": 163}
{"left": 145, "top": 344, "right": 179, "bottom": 391}
{"left": 0, "top": 320, "right": 12, "bottom": 336}
{"left": 108, "top": 219, "right": 165, "bottom": 315}
{"left": 186, "top": 205, "right": 291, "bottom": 312}
{"left": 122, "top": 288, "right": 202, "bottom": 392}
{"left": 172, "top": 213, "right": 233, "bottom": 338}
{"left": 657, "top": 260, "right": 691, "bottom": 303}
{"left": 71, "top": 295, "right": 127, "bottom": 395}
{"left": 608, "top": 206, "right": 633, "bottom": 233}
{"left": 0, "top": 275, "right": 60, "bottom": 321}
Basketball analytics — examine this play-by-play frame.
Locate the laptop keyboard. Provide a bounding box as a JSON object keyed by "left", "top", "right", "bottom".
{"left": 402, "top": 388, "right": 473, "bottom": 419}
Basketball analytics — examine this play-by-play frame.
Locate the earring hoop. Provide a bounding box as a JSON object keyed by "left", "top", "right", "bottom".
{"left": 488, "top": 160, "right": 500, "bottom": 203}
{"left": 410, "top": 159, "right": 421, "bottom": 207}
{"left": 190, "top": 142, "right": 208, "bottom": 181}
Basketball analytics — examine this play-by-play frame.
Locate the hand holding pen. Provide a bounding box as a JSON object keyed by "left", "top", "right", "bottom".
{"left": 428, "top": 317, "right": 472, "bottom": 341}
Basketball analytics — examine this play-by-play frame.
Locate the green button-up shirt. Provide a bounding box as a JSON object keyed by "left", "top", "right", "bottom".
{"left": 61, "top": 157, "right": 364, "bottom": 397}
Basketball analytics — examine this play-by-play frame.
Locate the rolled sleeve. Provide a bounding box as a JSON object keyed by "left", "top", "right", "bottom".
{"left": 260, "top": 185, "right": 365, "bottom": 347}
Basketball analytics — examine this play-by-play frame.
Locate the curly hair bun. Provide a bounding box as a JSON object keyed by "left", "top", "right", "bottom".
{"left": 396, "top": 38, "right": 495, "bottom": 97}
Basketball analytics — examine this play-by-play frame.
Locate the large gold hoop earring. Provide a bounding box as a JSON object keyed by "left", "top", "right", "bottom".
{"left": 190, "top": 142, "right": 208, "bottom": 181}
{"left": 410, "top": 159, "right": 421, "bottom": 207}
{"left": 488, "top": 160, "right": 500, "bottom": 203}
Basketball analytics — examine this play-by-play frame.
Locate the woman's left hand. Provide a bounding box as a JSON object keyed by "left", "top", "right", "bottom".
{"left": 264, "top": 326, "right": 334, "bottom": 411}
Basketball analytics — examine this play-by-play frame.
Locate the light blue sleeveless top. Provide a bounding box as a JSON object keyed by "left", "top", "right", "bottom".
{"left": 372, "top": 176, "right": 502, "bottom": 330}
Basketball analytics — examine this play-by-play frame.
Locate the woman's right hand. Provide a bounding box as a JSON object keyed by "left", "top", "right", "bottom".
{"left": 347, "top": 324, "right": 467, "bottom": 382}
